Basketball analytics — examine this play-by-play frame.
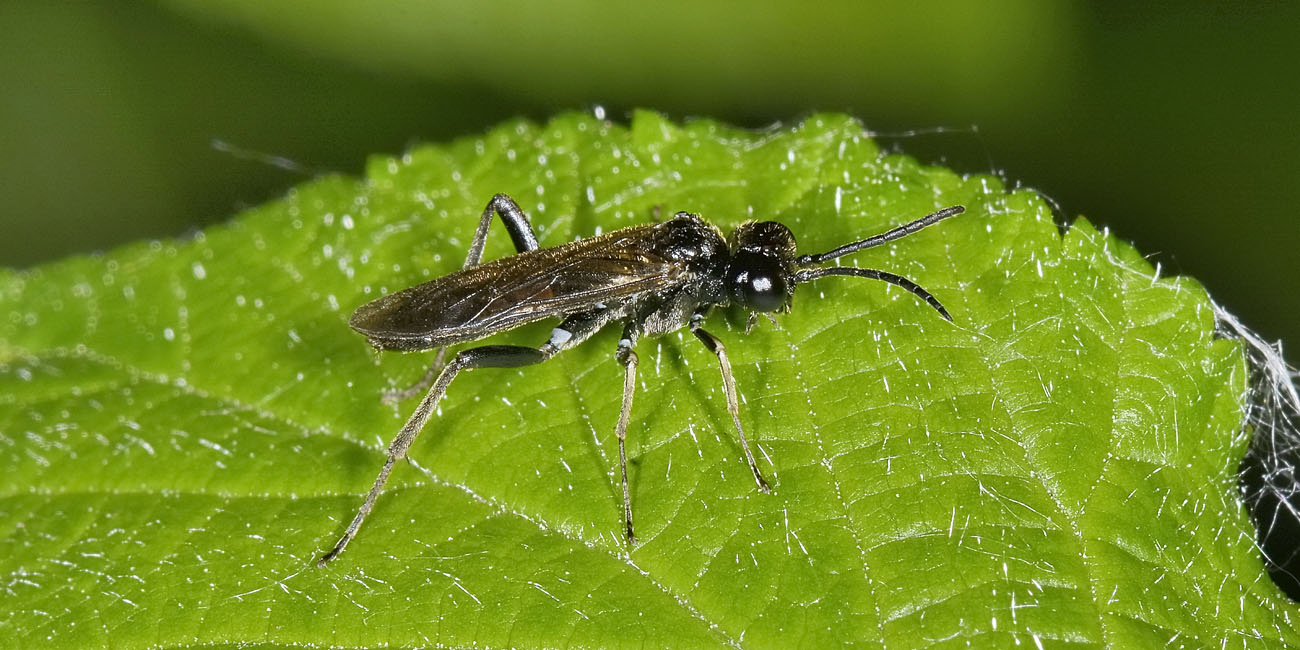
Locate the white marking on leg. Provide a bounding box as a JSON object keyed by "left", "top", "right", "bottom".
{"left": 549, "top": 327, "right": 573, "bottom": 348}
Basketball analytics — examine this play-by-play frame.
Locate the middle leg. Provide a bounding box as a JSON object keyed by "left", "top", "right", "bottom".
{"left": 613, "top": 326, "right": 640, "bottom": 546}
{"left": 689, "top": 313, "right": 772, "bottom": 493}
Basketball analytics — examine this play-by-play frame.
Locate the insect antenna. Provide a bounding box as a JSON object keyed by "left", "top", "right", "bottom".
{"left": 791, "top": 267, "right": 952, "bottom": 321}
{"left": 794, "top": 205, "right": 964, "bottom": 267}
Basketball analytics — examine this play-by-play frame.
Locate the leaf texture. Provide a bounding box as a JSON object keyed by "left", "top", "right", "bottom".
{"left": 0, "top": 112, "right": 1290, "bottom": 648}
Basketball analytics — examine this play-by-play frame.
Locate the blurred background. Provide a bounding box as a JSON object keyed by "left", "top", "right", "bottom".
{"left": 2, "top": 0, "right": 1298, "bottom": 595}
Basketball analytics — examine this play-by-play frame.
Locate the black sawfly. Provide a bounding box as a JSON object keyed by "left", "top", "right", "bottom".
{"left": 318, "top": 193, "right": 963, "bottom": 565}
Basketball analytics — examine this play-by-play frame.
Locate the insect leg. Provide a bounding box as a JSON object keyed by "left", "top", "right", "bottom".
{"left": 688, "top": 314, "right": 772, "bottom": 493}
{"left": 383, "top": 194, "right": 543, "bottom": 403}
{"left": 464, "top": 193, "right": 541, "bottom": 267}
{"left": 613, "top": 327, "right": 640, "bottom": 546}
{"left": 319, "top": 343, "right": 555, "bottom": 566}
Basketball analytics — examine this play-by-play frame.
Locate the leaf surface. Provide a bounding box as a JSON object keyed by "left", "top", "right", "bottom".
{"left": 0, "top": 112, "right": 1290, "bottom": 648}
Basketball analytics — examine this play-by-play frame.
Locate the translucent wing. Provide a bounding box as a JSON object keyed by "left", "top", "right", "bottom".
{"left": 350, "top": 223, "right": 689, "bottom": 350}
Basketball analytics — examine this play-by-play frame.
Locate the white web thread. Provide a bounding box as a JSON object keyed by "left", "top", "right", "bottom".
{"left": 1215, "top": 299, "right": 1300, "bottom": 593}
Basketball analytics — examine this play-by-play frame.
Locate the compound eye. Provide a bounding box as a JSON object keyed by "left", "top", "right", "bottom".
{"left": 728, "top": 251, "right": 790, "bottom": 312}
{"left": 744, "top": 272, "right": 786, "bottom": 312}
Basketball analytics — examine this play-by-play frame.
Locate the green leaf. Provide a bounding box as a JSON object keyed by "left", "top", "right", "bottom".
{"left": 0, "top": 112, "right": 1291, "bottom": 648}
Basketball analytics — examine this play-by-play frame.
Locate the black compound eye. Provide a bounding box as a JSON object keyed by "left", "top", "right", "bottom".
{"left": 728, "top": 252, "right": 789, "bottom": 312}
{"left": 744, "top": 272, "right": 786, "bottom": 311}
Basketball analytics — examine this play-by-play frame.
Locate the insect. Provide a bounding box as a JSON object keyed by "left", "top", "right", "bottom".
{"left": 317, "top": 193, "right": 963, "bottom": 565}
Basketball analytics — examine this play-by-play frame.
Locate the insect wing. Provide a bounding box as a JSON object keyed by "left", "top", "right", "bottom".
{"left": 350, "top": 226, "right": 685, "bottom": 349}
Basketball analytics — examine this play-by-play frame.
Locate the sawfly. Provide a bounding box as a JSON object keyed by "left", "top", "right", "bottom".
{"left": 318, "top": 193, "right": 963, "bottom": 565}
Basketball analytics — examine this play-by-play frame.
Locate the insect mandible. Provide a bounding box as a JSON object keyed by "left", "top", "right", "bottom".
{"left": 317, "top": 193, "right": 963, "bottom": 565}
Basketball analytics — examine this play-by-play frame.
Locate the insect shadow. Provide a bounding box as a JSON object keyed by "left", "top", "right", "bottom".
{"left": 317, "top": 193, "right": 963, "bottom": 565}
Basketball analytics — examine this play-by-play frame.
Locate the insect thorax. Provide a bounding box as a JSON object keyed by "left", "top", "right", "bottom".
{"left": 624, "top": 214, "right": 731, "bottom": 336}
{"left": 658, "top": 212, "right": 730, "bottom": 294}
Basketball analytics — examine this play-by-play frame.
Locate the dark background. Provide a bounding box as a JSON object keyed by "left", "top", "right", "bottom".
{"left": 3, "top": 1, "right": 1296, "bottom": 353}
